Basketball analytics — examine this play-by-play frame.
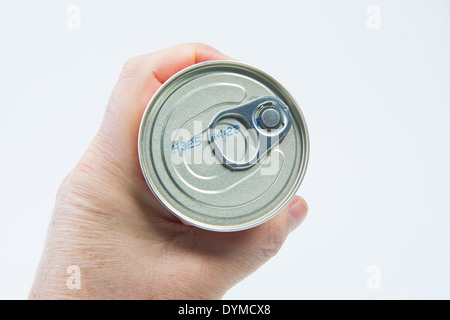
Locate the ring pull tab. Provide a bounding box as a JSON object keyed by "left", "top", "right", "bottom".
{"left": 207, "top": 96, "right": 291, "bottom": 170}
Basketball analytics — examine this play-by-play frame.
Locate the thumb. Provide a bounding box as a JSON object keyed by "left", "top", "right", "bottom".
{"left": 246, "top": 195, "right": 308, "bottom": 261}
{"left": 194, "top": 195, "right": 308, "bottom": 293}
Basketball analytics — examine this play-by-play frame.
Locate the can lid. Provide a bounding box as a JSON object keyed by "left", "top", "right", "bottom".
{"left": 138, "top": 60, "right": 309, "bottom": 231}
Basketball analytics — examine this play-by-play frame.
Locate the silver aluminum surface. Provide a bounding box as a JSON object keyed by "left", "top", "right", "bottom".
{"left": 138, "top": 60, "right": 309, "bottom": 231}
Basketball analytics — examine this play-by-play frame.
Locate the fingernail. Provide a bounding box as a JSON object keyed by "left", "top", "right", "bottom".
{"left": 288, "top": 198, "right": 308, "bottom": 233}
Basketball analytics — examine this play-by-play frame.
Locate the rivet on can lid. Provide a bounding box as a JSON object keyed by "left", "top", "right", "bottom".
{"left": 260, "top": 105, "right": 282, "bottom": 129}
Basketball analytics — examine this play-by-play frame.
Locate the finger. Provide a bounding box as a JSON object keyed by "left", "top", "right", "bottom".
{"left": 193, "top": 196, "right": 308, "bottom": 259}
{"left": 138, "top": 42, "right": 234, "bottom": 85}
{"left": 99, "top": 43, "right": 232, "bottom": 151}
{"left": 242, "top": 195, "right": 308, "bottom": 259}
{"left": 189, "top": 195, "right": 308, "bottom": 291}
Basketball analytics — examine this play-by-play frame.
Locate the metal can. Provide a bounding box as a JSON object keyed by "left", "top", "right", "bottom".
{"left": 138, "top": 60, "right": 309, "bottom": 231}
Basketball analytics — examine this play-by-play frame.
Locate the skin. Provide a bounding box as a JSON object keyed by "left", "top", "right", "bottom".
{"left": 29, "top": 43, "right": 308, "bottom": 300}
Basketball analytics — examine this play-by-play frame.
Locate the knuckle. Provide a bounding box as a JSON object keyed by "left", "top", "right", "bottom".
{"left": 121, "top": 55, "right": 145, "bottom": 76}
{"left": 259, "top": 223, "right": 287, "bottom": 260}
{"left": 183, "top": 41, "right": 211, "bottom": 50}
{"left": 179, "top": 42, "right": 217, "bottom": 58}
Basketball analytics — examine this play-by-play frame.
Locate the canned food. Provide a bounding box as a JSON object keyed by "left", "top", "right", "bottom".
{"left": 138, "top": 60, "right": 309, "bottom": 231}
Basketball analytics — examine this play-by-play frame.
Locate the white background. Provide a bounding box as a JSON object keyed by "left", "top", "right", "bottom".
{"left": 1, "top": 0, "right": 449, "bottom": 299}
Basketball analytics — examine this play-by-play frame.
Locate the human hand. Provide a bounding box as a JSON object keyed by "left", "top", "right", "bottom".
{"left": 29, "top": 43, "right": 308, "bottom": 300}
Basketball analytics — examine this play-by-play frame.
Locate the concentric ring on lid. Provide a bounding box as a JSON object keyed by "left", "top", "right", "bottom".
{"left": 138, "top": 60, "right": 309, "bottom": 232}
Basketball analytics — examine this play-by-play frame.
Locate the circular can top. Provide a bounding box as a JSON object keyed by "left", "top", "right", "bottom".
{"left": 138, "top": 60, "right": 309, "bottom": 232}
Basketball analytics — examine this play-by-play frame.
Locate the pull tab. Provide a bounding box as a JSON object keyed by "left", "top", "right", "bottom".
{"left": 207, "top": 96, "right": 291, "bottom": 170}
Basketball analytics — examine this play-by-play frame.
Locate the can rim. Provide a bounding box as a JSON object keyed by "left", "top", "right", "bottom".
{"left": 138, "top": 60, "right": 309, "bottom": 232}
